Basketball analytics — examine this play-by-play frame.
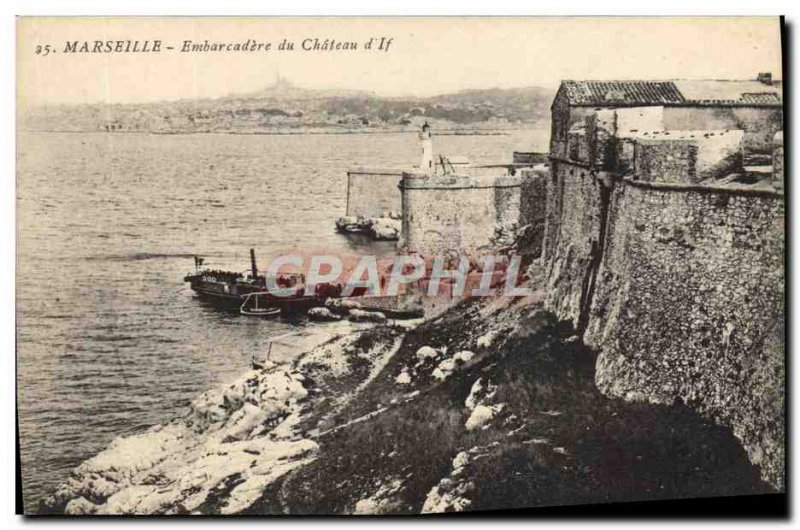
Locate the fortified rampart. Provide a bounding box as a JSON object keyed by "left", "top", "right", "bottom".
{"left": 587, "top": 180, "right": 784, "bottom": 488}
{"left": 532, "top": 80, "right": 785, "bottom": 489}
{"left": 517, "top": 164, "right": 550, "bottom": 259}
{"left": 341, "top": 126, "right": 542, "bottom": 247}
{"left": 400, "top": 168, "right": 521, "bottom": 255}
{"left": 345, "top": 167, "right": 404, "bottom": 218}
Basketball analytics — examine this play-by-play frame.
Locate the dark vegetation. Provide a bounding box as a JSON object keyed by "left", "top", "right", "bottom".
{"left": 243, "top": 297, "right": 770, "bottom": 514}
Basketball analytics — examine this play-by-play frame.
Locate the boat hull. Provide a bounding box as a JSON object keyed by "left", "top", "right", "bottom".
{"left": 187, "top": 276, "right": 325, "bottom": 315}
{"left": 186, "top": 276, "right": 262, "bottom": 310}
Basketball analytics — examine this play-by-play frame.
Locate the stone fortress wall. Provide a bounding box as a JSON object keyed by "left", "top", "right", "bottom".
{"left": 531, "top": 91, "right": 785, "bottom": 489}
{"left": 345, "top": 167, "right": 404, "bottom": 218}
{"left": 340, "top": 125, "right": 542, "bottom": 252}
{"left": 337, "top": 82, "right": 785, "bottom": 489}
{"left": 399, "top": 169, "right": 521, "bottom": 255}
{"left": 516, "top": 165, "right": 550, "bottom": 259}
{"left": 588, "top": 179, "right": 784, "bottom": 488}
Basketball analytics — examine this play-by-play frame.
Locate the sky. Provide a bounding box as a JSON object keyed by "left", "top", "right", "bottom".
{"left": 17, "top": 17, "right": 783, "bottom": 107}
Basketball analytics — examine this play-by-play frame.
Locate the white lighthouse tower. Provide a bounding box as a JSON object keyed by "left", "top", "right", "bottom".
{"left": 419, "top": 121, "right": 433, "bottom": 174}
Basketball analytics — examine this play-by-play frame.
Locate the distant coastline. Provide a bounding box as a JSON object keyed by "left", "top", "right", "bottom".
{"left": 19, "top": 79, "right": 555, "bottom": 137}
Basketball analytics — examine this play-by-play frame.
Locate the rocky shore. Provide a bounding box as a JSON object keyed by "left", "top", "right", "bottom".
{"left": 40, "top": 289, "right": 771, "bottom": 515}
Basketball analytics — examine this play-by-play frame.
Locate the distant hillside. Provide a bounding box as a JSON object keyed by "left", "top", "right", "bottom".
{"left": 428, "top": 87, "right": 554, "bottom": 123}
{"left": 20, "top": 80, "right": 555, "bottom": 134}
{"left": 235, "top": 76, "right": 374, "bottom": 101}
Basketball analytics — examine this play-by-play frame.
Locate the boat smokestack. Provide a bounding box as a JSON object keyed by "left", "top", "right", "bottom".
{"left": 250, "top": 248, "right": 258, "bottom": 278}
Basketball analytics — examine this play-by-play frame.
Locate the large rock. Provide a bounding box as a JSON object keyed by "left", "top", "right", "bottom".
{"left": 307, "top": 307, "right": 341, "bottom": 322}
{"left": 325, "top": 298, "right": 363, "bottom": 315}
{"left": 348, "top": 309, "right": 387, "bottom": 323}
{"left": 369, "top": 218, "right": 401, "bottom": 241}
{"left": 335, "top": 216, "right": 371, "bottom": 233}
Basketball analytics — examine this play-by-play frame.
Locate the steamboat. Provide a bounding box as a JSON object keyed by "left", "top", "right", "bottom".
{"left": 185, "top": 249, "right": 424, "bottom": 320}
{"left": 184, "top": 249, "right": 340, "bottom": 316}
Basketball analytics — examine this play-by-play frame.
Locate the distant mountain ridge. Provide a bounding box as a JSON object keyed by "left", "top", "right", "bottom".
{"left": 20, "top": 79, "right": 556, "bottom": 133}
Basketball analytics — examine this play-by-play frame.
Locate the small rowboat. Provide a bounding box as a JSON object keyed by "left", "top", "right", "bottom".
{"left": 240, "top": 306, "right": 281, "bottom": 317}
{"left": 239, "top": 292, "right": 280, "bottom": 318}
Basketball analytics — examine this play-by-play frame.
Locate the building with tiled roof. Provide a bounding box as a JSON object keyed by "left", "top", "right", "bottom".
{"left": 559, "top": 80, "right": 686, "bottom": 106}
{"left": 550, "top": 74, "right": 783, "bottom": 159}
{"left": 557, "top": 77, "right": 782, "bottom": 107}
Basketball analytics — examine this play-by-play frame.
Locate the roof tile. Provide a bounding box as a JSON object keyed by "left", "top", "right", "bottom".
{"left": 562, "top": 81, "right": 685, "bottom": 105}
{"left": 562, "top": 80, "right": 782, "bottom": 107}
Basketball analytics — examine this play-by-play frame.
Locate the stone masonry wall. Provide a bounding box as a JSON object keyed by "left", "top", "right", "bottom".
{"left": 542, "top": 160, "right": 609, "bottom": 329}
{"left": 534, "top": 89, "right": 785, "bottom": 490}
{"left": 586, "top": 181, "right": 785, "bottom": 489}
{"left": 624, "top": 131, "right": 744, "bottom": 183}
{"left": 494, "top": 176, "right": 522, "bottom": 232}
{"left": 632, "top": 140, "right": 698, "bottom": 184}
{"left": 518, "top": 165, "right": 550, "bottom": 259}
{"left": 538, "top": 161, "right": 785, "bottom": 488}
{"left": 400, "top": 173, "right": 521, "bottom": 255}
{"left": 346, "top": 168, "right": 404, "bottom": 218}
{"left": 662, "top": 106, "right": 783, "bottom": 154}
{"left": 773, "top": 132, "right": 784, "bottom": 190}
